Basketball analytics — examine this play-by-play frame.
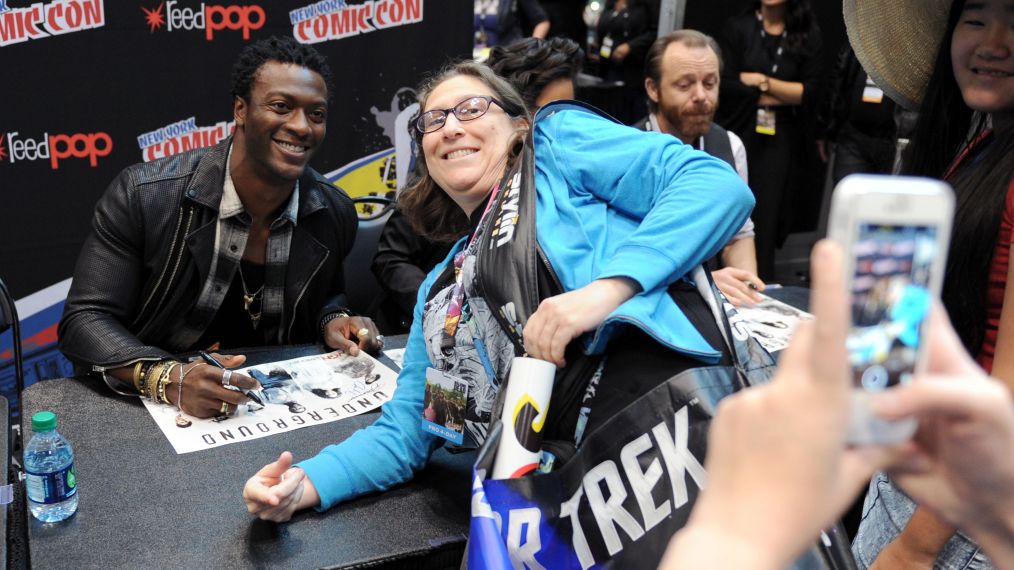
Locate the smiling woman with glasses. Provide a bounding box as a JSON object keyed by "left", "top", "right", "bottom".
{"left": 242, "top": 60, "right": 756, "bottom": 524}
{"left": 414, "top": 95, "right": 508, "bottom": 134}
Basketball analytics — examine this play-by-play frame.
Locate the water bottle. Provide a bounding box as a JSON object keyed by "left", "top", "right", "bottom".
{"left": 25, "top": 411, "right": 79, "bottom": 522}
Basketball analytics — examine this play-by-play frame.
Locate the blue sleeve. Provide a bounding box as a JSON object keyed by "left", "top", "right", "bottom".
{"left": 536, "top": 109, "right": 754, "bottom": 293}
{"left": 298, "top": 258, "right": 450, "bottom": 510}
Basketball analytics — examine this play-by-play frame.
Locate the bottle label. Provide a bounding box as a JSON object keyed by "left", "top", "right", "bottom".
{"left": 26, "top": 463, "right": 77, "bottom": 504}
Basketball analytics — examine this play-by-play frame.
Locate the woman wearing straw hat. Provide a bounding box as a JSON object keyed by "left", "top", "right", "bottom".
{"left": 845, "top": 0, "right": 1013, "bottom": 568}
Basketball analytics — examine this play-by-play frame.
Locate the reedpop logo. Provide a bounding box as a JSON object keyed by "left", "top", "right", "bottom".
{"left": 141, "top": 1, "right": 264, "bottom": 40}
{"left": 1, "top": 131, "right": 113, "bottom": 169}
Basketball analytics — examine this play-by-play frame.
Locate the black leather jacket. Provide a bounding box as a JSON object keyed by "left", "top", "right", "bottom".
{"left": 58, "top": 138, "right": 357, "bottom": 371}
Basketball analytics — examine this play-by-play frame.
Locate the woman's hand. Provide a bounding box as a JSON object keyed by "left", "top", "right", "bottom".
{"left": 612, "top": 42, "right": 631, "bottom": 61}
{"left": 523, "top": 277, "right": 639, "bottom": 367}
{"left": 324, "top": 315, "right": 384, "bottom": 355}
{"left": 740, "top": 71, "right": 767, "bottom": 87}
{"left": 243, "top": 451, "right": 320, "bottom": 522}
{"left": 168, "top": 354, "right": 260, "bottom": 418}
{"left": 713, "top": 267, "right": 765, "bottom": 306}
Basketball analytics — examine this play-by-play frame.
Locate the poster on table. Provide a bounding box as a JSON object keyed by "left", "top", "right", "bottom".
{"left": 143, "top": 351, "right": 397, "bottom": 453}
{"left": 738, "top": 294, "right": 814, "bottom": 353}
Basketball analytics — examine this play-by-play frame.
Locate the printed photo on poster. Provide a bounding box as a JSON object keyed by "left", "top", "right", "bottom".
{"left": 143, "top": 351, "right": 398, "bottom": 454}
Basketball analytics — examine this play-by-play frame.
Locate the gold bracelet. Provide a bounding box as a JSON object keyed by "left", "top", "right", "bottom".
{"left": 146, "top": 361, "right": 166, "bottom": 401}
{"left": 132, "top": 362, "right": 144, "bottom": 392}
{"left": 156, "top": 362, "right": 178, "bottom": 405}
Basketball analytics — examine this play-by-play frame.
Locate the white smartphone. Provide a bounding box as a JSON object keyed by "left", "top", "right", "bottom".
{"left": 827, "top": 174, "right": 954, "bottom": 444}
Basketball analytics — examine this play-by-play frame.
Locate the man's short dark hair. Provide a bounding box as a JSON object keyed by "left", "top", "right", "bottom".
{"left": 644, "top": 30, "right": 723, "bottom": 113}
{"left": 487, "top": 37, "right": 584, "bottom": 111}
{"left": 644, "top": 29, "right": 723, "bottom": 87}
{"left": 231, "top": 36, "right": 333, "bottom": 101}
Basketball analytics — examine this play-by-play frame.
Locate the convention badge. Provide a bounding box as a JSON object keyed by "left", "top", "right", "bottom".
{"left": 599, "top": 36, "right": 614, "bottom": 60}
{"left": 756, "top": 108, "right": 776, "bottom": 136}
{"left": 421, "top": 367, "right": 469, "bottom": 445}
{"left": 862, "top": 74, "right": 885, "bottom": 104}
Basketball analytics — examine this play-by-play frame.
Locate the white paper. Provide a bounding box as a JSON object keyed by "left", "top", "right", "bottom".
{"left": 383, "top": 348, "right": 406, "bottom": 370}
{"left": 144, "top": 351, "right": 397, "bottom": 454}
{"left": 737, "top": 294, "right": 814, "bottom": 353}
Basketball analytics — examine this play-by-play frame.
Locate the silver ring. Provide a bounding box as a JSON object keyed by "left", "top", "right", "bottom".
{"left": 376, "top": 334, "right": 385, "bottom": 345}
{"left": 221, "top": 369, "right": 233, "bottom": 387}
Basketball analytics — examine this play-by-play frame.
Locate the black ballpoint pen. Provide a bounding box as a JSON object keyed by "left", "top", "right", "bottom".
{"left": 198, "top": 350, "right": 263, "bottom": 405}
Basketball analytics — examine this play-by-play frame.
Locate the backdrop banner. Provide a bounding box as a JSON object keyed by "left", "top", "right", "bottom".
{"left": 0, "top": 0, "right": 471, "bottom": 407}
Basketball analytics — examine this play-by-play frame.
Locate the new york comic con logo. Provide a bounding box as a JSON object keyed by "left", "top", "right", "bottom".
{"left": 290, "top": 0, "right": 422, "bottom": 44}
{"left": 136, "top": 116, "right": 234, "bottom": 161}
{"left": 0, "top": 0, "right": 105, "bottom": 47}
{"left": 1, "top": 130, "right": 112, "bottom": 169}
{"left": 141, "top": 0, "right": 264, "bottom": 40}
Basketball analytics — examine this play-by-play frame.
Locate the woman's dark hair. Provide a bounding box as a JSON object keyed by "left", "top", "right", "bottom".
{"left": 486, "top": 37, "right": 583, "bottom": 111}
{"left": 231, "top": 36, "right": 333, "bottom": 101}
{"left": 903, "top": 0, "right": 1014, "bottom": 355}
{"left": 752, "top": 0, "right": 815, "bottom": 54}
{"left": 400, "top": 62, "right": 530, "bottom": 242}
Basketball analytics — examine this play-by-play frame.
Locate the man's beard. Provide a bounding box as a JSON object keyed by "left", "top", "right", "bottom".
{"left": 660, "top": 101, "right": 715, "bottom": 142}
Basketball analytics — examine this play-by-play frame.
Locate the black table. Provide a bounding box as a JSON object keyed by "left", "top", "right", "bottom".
{"left": 766, "top": 285, "right": 810, "bottom": 314}
{"left": 21, "top": 340, "right": 473, "bottom": 569}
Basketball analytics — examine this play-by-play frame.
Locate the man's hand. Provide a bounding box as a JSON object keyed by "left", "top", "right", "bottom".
{"left": 523, "top": 277, "right": 638, "bottom": 367}
{"left": 168, "top": 354, "right": 260, "bottom": 418}
{"left": 243, "top": 451, "right": 320, "bottom": 522}
{"left": 324, "top": 315, "right": 383, "bottom": 355}
{"left": 713, "top": 267, "right": 765, "bottom": 306}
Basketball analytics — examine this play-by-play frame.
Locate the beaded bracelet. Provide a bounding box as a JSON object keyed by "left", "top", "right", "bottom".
{"left": 144, "top": 362, "right": 160, "bottom": 400}
{"left": 137, "top": 361, "right": 156, "bottom": 398}
{"left": 319, "top": 309, "right": 353, "bottom": 339}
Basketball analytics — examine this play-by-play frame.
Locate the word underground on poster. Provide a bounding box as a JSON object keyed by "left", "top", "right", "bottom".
{"left": 144, "top": 351, "right": 397, "bottom": 454}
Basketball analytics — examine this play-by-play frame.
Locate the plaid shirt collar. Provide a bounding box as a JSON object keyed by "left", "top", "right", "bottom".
{"left": 220, "top": 146, "right": 300, "bottom": 225}
{"left": 169, "top": 143, "right": 299, "bottom": 348}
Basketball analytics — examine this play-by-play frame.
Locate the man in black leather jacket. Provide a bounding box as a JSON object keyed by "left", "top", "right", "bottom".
{"left": 58, "top": 36, "right": 380, "bottom": 418}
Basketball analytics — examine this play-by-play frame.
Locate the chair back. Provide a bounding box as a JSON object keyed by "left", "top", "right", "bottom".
{"left": 343, "top": 196, "right": 395, "bottom": 318}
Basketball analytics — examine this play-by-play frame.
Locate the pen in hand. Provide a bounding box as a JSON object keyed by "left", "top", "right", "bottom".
{"left": 198, "top": 350, "right": 264, "bottom": 406}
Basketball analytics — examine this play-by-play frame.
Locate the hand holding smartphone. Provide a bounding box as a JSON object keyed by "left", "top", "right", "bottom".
{"left": 827, "top": 175, "right": 954, "bottom": 444}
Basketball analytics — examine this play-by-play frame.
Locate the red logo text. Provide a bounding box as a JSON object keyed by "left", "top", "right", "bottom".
{"left": 3, "top": 131, "right": 113, "bottom": 170}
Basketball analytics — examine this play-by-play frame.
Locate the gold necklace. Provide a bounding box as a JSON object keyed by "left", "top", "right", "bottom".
{"left": 237, "top": 263, "right": 265, "bottom": 328}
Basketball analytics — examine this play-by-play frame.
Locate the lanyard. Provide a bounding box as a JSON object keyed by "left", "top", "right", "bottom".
{"left": 756, "top": 10, "right": 784, "bottom": 75}
{"left": 944, "top": 128, "right": 993, "bottom": 180}
{"left": 440, "top": 181, "right": 504, "bottom": 350}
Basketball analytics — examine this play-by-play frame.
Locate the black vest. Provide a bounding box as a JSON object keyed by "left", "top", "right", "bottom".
{"left": 634, "top": 116, "right": 737, "bottom": 170}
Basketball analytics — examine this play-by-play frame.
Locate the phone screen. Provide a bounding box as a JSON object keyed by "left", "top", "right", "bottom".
{"left": 847, "top": 224, "right": 938, "bottom": 392}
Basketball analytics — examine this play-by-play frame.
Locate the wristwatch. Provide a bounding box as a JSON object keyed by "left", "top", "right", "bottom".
{"left": 759, "top": 76, "right": 770, "bottom": 93}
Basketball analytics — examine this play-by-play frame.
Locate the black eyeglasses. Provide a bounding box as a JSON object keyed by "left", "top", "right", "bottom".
{"left": 415, "top": 95, "right": 506, "bottom": 134}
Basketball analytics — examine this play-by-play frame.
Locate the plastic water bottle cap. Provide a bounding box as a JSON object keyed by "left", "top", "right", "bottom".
{"left": 31, "top": 411, "right": 57, "bottom": 432}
